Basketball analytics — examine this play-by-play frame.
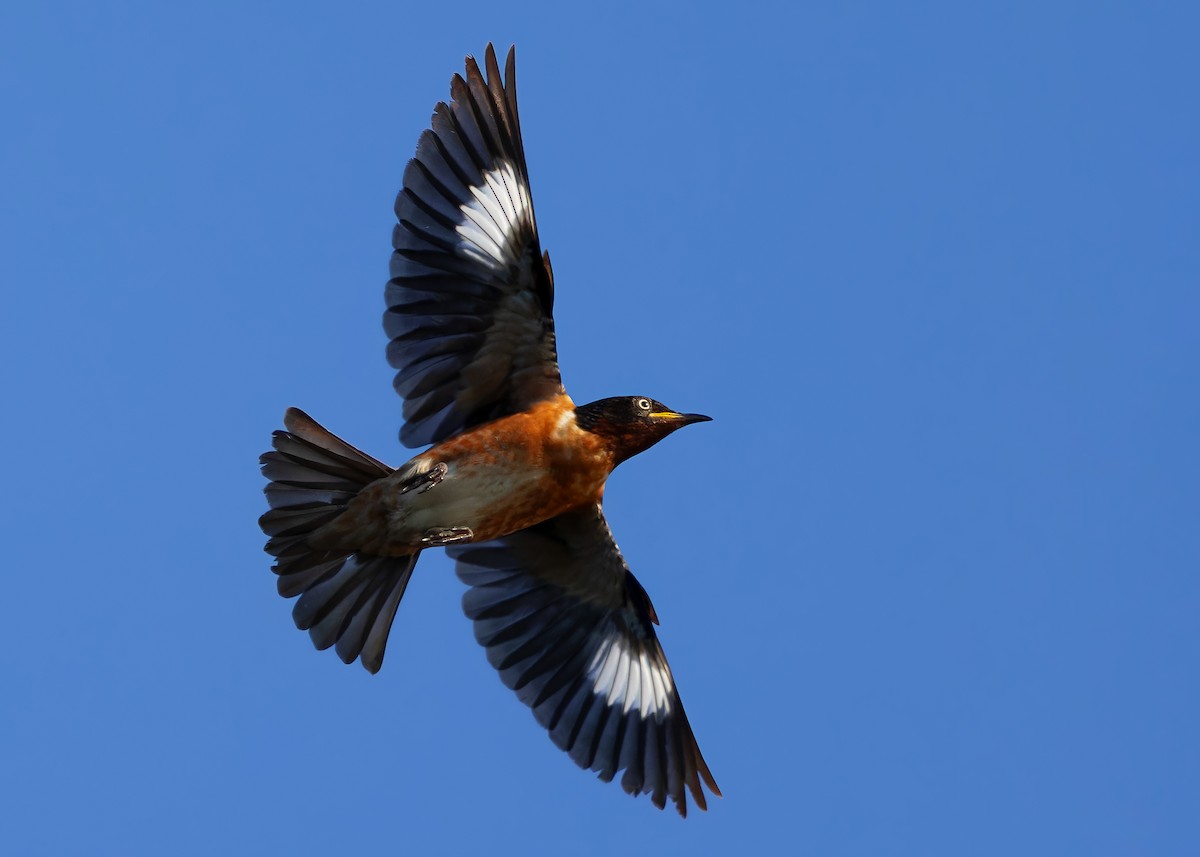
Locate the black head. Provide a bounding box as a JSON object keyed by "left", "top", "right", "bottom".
{"left": 575, "top": 396, "right": 711, "bottom": 464}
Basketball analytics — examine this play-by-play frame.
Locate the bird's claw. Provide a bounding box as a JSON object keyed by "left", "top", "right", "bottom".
{"left": 400, "top": 461, "right": 447, "bottom": 495}
{"left": 421, "top": 526, "right": 474, "bottom": 546}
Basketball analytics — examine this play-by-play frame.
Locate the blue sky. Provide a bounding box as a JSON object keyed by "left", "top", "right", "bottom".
{"left": 4, "top": 1, "right": 1198, "bottom": 854}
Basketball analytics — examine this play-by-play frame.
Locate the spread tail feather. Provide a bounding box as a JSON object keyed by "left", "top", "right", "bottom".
{"left": 259, "top": 408, "right": 418, "bottom": 673}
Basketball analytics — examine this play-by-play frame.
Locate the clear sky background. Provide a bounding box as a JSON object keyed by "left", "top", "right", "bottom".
{"left": 4, "top": 2, "right": 1197, "bottom": 854}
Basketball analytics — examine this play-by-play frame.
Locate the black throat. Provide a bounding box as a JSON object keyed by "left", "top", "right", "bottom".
{"left": 574, "top": 397, "right": 668, "bottom": 466}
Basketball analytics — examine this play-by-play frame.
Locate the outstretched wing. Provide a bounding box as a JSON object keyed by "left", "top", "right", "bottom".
{"left": 386, "top": 44, "right": 563, "bottom": 448}
{"left": 448, "top": 505, "right": 721, "bottom": 816}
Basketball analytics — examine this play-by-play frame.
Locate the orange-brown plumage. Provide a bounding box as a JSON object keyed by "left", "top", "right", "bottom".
{"left": 309, "top": 395, "right": 616, "bottom": 555}
{"left": 419, "top": 397, "right": 609, "bottom": 542}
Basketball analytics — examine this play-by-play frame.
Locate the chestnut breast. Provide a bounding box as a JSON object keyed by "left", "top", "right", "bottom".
{"left": 404, "top": 395, "right": 614, "bottom": 543}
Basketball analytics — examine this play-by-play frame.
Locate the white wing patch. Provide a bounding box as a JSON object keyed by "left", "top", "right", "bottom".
{"left": 455, "top": 161, "right": 530, "bottom": 272}
{"left": 587, "top": 631, "right": 675, "bottom": 718}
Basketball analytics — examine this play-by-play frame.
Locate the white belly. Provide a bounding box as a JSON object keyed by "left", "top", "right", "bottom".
{"left": 388, "top": 458, "right": 545, "bottom": 538}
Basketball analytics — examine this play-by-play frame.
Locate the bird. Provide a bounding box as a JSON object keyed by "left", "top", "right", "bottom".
{"left": 258, "top": 43, "right": 720, "bottom": 816}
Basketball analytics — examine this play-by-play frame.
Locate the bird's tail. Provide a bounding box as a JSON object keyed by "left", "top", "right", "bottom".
{"left": 259, "top": 407, "right": 417, "bottom": 674}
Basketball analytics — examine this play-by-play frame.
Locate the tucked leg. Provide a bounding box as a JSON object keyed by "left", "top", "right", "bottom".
{"left": 399, "top": 461, "right": 448, "bottom": 495}
{"left": 421, "top": 526, "right": 474, "bottom": 546}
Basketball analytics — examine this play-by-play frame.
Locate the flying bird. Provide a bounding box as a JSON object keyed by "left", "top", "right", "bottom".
{"left": 259, "top": 44, "right": 720, "bottom": 816}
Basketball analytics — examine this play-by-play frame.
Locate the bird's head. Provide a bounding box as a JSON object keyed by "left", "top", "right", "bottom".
{"left": 575, "top": 396, "right": 711, "bottom": 465}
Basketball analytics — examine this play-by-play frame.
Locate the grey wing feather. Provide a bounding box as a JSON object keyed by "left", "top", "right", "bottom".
{"left": 387, "top": 44, "right": 563, "bottom": 448}
{"left": 449, "top": 505, "right": 721, "bottom": 816}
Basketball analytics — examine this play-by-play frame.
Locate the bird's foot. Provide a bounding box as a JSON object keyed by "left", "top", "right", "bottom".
{"left": 421, "top": 526, "right": 474, "bottom": 546}
{"left": 400, "top": 461, "right": 448, "bottom": 495}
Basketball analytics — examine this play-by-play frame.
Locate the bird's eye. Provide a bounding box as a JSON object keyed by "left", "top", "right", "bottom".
{"left": 636, "top": 398, "right": 651, "bottom": 411}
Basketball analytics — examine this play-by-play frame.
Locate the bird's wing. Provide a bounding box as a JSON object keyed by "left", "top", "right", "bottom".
{"left": 386, "top": 44, "right": 563, "bottom": 448}
{"left": 448, "top": 504, "right": 721, "bottom": 816}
